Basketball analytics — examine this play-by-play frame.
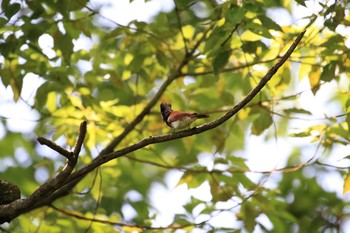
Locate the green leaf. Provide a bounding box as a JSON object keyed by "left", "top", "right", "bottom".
{"left": 246, "top": 22, "right": 273, "bottom": 38}
{"left": 213, "top": 49, "right": 232, "bottom": 75}
{"left": 241, "top": 202, "right": 257, "bottom": 233}
{"left": 258, "top": 15, "right": 282, "bottom": 31}
{"left": 64, "top": 22, "right": 81, "bottom": 39}
{"left": 0, "top": 17, "right": 7, "bottom": 27}
{"left": 175, "top": 0, "right": 190, "bottom": 8}
{"left": 173, "top": 214, "right": 192, "bottom": 226}
{"left": 233, "top": 173, "right": 255, "bottom": 190}
{"left": 320, "top": 62, "right": 336, "bottom": 82}
{"left": 228, "top": 156, "right": 249, "bottom": 170}
{"left": 178, "top": 171, "right": 208, "bottom": 189}
{"left": 4, "top": 3, "right": 21, "bottom": 20}
{"left": 295, "top": 0, "right": 307, "bottom": 7}
{"left": 283, "top": 108, "right": 312, "bottom": 115}
{"left": 10, "top": 77, "right": 22, "bottom": 102}
{"left": 1, "top": 0, "right": 10, "bottom": 9}
{"left": 241, "top": 41, "right": 267, "bottom": 54}
{"left": 210, "top": 180, "right": 235, "bottom": 202}
{"left": 0, "top": 34, "right": 17, "bottom": 58}
{"left": 290, "top": 131, "right": 311, "bottom": 137}
{"left": 65, "top": 0, "right": 89, "bottom": 11}
{"left": 343, "top": 171, "right": 350, "bottom": 194}
{"left": 204, "top": 29, "right": 228, "bottom": 56}
{"left": 228, "top": 7, "right": 246, "bottom": 24}
{"left": 251, "top": 109, "right": 273, "bottom": 135}
{"left": 35, "top": 82, "right": 65, "bottom": 109}
{"left": 320, "top": 34, "right": 344, "bottom": 54}
{"left": 54, "top": 31, "right": 73, "bottom": 64}
{"left": 183, "top": 196, "right": 202, "bottom": 214}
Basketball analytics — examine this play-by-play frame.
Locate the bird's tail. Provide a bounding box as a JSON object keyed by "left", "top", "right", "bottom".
{"left": 193, "top": 113, "right": 209, "bottom": 118}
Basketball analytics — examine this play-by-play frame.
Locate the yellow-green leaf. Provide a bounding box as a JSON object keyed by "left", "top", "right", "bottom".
{"left": 343, "top": 171, "right": 350, "bottom": 194}
{"left": 46, "top": 92, "right": 57, "bottom": 112}
{"left": 308, "top": 68, "right": 321, "bottom": 95}
{"left": 217, "top": 18, "right": 225, "bottom": 27}
{"left": 182, "top": 25, "right": 195, "bottom": 39}
{"left": 10, "top": 79, "right": 20, "bottom": 102}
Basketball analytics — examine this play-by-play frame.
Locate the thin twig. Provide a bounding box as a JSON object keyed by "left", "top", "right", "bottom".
{"left": 220, "top": 23, "right": 240, "bottom": 47}
{"left": 73, "top": 121, "right": 87, "bottom": 159}
{"left": 50, "top": 204, "right": 192, "bottom": 230}
{"left": 174, "top": 2, "right": 189, "bottom": 54}
{"left": 37, "top": 137, "right": 72, "bottom": 160}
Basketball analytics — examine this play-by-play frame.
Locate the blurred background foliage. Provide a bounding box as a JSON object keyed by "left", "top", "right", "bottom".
{"left": 0, "top": 0, "right": 350, "bottom": 232}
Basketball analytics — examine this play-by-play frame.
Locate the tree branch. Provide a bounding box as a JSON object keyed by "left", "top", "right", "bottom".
{"left": 73, "top": 121, "right": 87, "bottom": 159}
{"left": 49, "top": 204, "right": 191, "bottom": 230}
{"left": 37, "top": 137, "right": 72, "bottom": 161}
{"left": 0, "top": 121, "right": 87, "bottom": 224}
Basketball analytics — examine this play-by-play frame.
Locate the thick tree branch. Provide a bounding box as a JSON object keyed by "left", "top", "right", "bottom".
{"left": 0, "top": 121, "right": 87, "bottom": 224}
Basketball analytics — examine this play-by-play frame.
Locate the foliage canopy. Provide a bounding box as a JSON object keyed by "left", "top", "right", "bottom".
{"left": 0, "top": 0, "right": 350, "bottom": 232}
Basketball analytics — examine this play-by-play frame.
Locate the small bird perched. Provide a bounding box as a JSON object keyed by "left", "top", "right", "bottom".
{"left": 160, "top": 102, "right": 209, "bottom": 130}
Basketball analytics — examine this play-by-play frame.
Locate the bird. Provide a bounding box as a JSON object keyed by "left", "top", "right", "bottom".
{"left": 160, "top": 102, "right": 209, "bottom": 130}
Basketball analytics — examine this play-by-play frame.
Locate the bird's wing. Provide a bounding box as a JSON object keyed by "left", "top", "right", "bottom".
{"left": 167, "top": 111, "right": 197, "bottom": 122}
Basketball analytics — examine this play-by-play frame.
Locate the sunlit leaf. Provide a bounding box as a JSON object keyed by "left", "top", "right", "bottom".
{"left": 217, "top": 18, "right": 225, "bottom": 27}
{"left": 46, "top": 92, "right": 57, "bottom": 112}
{"left": 182, "top": 25, "right": 195, "bottom": 39}
{"left": 86, "top": 122, "right": 96, "bottom": 151}
{"left": 343, "top": 172, "right": 350, "bottom": 194}
{"left": 122, "top": 226, "right": 142, "bottom": 233}
{"left": 308, "top": 67, "right": 321, "bottom": 95}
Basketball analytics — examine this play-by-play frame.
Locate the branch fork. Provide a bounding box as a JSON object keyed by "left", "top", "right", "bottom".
{"left": 0, "top": 121, "right": 87, "bottom": 224}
